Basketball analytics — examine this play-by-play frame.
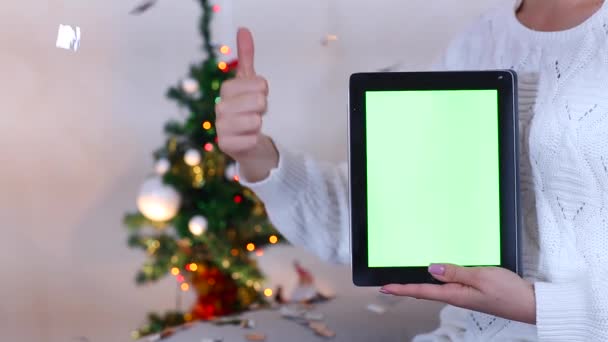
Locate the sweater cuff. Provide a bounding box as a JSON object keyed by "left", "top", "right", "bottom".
{"left": 236, "top": 141, "right": 308, "bottom": 210}
{"left": 535, "top": 281, "right": 590, "bottom": 341}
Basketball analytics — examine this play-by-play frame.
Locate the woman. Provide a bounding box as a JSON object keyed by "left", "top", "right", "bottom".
{"left": 215, "top": 0, "right": 608, "bottom": 340}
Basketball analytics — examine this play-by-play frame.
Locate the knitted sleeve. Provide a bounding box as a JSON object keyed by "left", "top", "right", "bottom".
{"left": 237, "top": 142, "right": 351, "bottom": 264}
{"left": 534, "top": 248, "right": 608, "bottom": 340}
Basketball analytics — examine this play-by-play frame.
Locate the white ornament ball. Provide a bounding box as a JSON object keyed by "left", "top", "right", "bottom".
{"left": 136, "top": 177, "right": 181, "bottom": 222}
{"left": 154, "top": 158, "right": 171, "bottom": 175}
{"left": 225, "top": 163, "right": 238, "bottom": 181}
{"left": 188, "top": 215, "right": 208, "bottom": 236}
{"left": 184, "top": 149, "right": 201, "bottom": 166}
{"left": 181, "top": 78, "right": 199, "bottom": 94}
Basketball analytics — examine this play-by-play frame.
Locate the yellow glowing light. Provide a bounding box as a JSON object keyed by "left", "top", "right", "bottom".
{"left": 246, "top": 243, "right": 255, "bottom": 252}
{"left": 264, "top": 288, "right": 273, "bottom": 297}
{"left": 253, "top": 282, "right": 261, "bottom": 291}
{"left": 246, "top": 280, "right": 253, "bottom": 287}
{"left": 188, "top": 263, "right": 198, "bottom": 272}
{"left": 269, "top": 235, "right": 278, "bottom": 244}
{"left": 232, "top": 272, "right": 241, "bottom": 280}
{"left": 218, "top": 61, "right": 228, "bottom": 70}
{"left": 222, "top": 259, "right": 230, "bottom": 268}
{"left": 184, "top": 313, "right": 193, "bottom": 322}
{"left": 181, "top": 283, "right": 190, "bottom": 291}
{"left": 171, "top": 267, "right": 180, "bottom": 276}
{"left": 220, "top": 45, "right": 231, "bottom": 54}
{"left": 202, "top": 121, "right": 212, "bottom": 130}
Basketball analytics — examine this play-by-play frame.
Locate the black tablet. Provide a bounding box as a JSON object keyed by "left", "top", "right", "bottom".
{"left": 348, "top": 71, "right": 521, "bottom": 286}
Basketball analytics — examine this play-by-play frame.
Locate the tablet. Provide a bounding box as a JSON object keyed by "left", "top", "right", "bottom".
{"left": 348, "top": 71, "right": 521, "bottom": 286}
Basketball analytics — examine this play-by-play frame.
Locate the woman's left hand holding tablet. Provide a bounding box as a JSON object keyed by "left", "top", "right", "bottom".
{"left": 380, "top": 264, "right": 536, "bottom": 324}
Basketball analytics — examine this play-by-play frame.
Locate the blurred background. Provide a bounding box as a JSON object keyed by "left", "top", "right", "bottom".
{"left": 0, "top": 0, "right": 499, "bottom": 341}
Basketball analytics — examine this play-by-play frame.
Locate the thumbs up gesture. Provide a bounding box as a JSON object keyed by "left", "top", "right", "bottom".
{"left": 216, "top": 28, "right": 278, "bottom": 182}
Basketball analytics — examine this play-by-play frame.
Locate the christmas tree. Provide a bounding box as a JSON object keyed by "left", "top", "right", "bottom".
{"left": 124, "top": 0, "right": 283, "bottom": 338}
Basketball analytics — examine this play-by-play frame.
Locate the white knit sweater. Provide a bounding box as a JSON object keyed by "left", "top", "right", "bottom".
{"left": 239, "top": 0, "right": 608, "bottom": 340}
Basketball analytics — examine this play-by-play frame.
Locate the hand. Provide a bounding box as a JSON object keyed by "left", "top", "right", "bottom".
{"left": 380, "top": 264, "right": 536, "bottom": 324}
{"left": 216, "top": 28, "right": 278, "bottom": 181}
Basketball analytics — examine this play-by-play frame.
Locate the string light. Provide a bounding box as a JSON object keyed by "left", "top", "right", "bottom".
{"left": 188, "top": 263, "right": 198, "bottom": 272}
{"left": 321, "top": 34, "right": 339, "bottom": 46}
{"left": 211, "top": 80, "right": 220, "bottom": 90}
{"left": 215, "top": 96, "right": 221, "bottom": 104}
{"left": 246, "top": 280, "right": 253, "bottom": 287}
{"left": 202, "top": 121, "right": 212, "bottom": 130}
{"left": 184, "top": 313, "right": 193, "bottom": 322}
{"left": 234, "top": 194, "right": 243, "bottom": 204}
{"left": 171, "top": 267, "right": 180, "bottom": 276}
{"left": 204, "top": 143, "right": 214, "bottom": 152}
{"left": 269, "top": 235, "right": 278, "bottom": 244}
{"left": 212, "top": 4, "right": 221, "bottom": 12}
{"left": 246, "top": 243, "right": 255, "bottom": 252}
{"left": 232, "top": 272, "right": 241, "bottom": 279}
{"left": 176, "top": 274, "right": 185, "bottom": 283}
{"left": 230, "top": 248, "right": 239, "bottom": 256}
{"left": 234, "top": 175, "right": 240, "bottom": 182}
{"left": 181, "top": 283, "right": 190, "bottom": 291}
{"left": 255, "top": 249, "right": 264, "bottom": 257}
{"left": 264, "top": 288, "right": 273, "bottom": 297}
{"left": 222, "top": 259, "right": 231, "bottom": 268}
{"left": 218, "top": 61, "right": 228, "bottom": 71}
{"left": 220, "top": 45, "right": 231, "bottom": 55}
{"left": 253, "top": 282, "right": 261, "bottom": 291}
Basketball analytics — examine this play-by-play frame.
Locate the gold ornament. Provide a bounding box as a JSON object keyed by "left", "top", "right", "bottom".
{"left": 252, "top": 204, "right": 264, "bottom": 216}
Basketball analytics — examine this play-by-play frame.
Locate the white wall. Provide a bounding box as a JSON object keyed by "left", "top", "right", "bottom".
{"left": 0, "top": 0, "right": 499, "bottom": 341}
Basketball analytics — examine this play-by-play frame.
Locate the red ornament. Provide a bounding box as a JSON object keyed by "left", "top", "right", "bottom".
{"left": 227, "top": 59, "right": 239, "bottom": 72}
{"left": 234, "top": 195, "right": 243, "bottom": 204}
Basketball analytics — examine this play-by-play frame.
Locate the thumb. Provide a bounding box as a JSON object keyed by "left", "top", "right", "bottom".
{"left": 236, "top": 27, "right": 255, "bottom": 78}
{"left": 428, "top": 263, "right": 479, "bottom": 286}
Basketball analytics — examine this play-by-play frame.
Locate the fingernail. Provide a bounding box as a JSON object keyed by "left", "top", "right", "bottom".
{"left": 428, "top": 264, "right": 446, "bottom": 276}
{"left": 379, "top": 288, "right": 391, "bottom": 294}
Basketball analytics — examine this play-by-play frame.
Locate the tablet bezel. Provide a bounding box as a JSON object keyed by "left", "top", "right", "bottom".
{"left": 348, "top": 71, "right": 521, "bottom": 286}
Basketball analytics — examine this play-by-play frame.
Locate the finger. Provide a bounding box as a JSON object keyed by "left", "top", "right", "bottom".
{"left": 216, "top": 93, "right": 267, "bottom": 116}
{"left": 217, "top": 134, "right": 260, "bottom": 154}
{"left": 381, "top": 283, "right": 471, "bottom": 305}
{"left": 216, "top": 112, "right": 262, "bottom": 135}
{"left": 428, "top": 263, "right": 481, "bottom": 287}
{"left": 236, "top": 27, "right": 255, "bottom": 78}
{"left": 220, "top": 77, "right": 268, "bottom": 99}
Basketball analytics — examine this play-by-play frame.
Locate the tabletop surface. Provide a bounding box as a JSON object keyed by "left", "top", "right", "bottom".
{"left": 161, "top": 294, "right": 444, "bottom": 342}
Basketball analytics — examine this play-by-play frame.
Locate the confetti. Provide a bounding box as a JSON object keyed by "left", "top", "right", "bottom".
{"left": 130, "top": 0, "right": 158, "bottom": 15}
{"left": 240, "top": 319, "right": 256, "bottom": 329}
{"left": 309, "top": 322, "right": 336, "bottom": 338}
{"left": 245, "top": 332, "right": 266, "bottom": 341}
{"left": 304, "top": 311, "right": 324, "bottom": 321}
{"left": 279, "top": 306, "right": 304, "bottom": 319}
{"left": 366, "top": 303, "right": 387, "bottom": 314}
{"left": 56, "top": 24, "right": 81, "bottom": 51}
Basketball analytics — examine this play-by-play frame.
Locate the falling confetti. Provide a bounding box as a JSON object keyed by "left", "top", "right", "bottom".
{"left": 130, "top": 0, "right": 158, "bottom": 15}
{"left": 56, "top": 24, "right": 81, "bottom": 51}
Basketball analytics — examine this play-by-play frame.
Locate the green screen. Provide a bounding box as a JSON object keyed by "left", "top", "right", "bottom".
{"left": 366, "top": 90, "right": 501, "bottom": 267}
